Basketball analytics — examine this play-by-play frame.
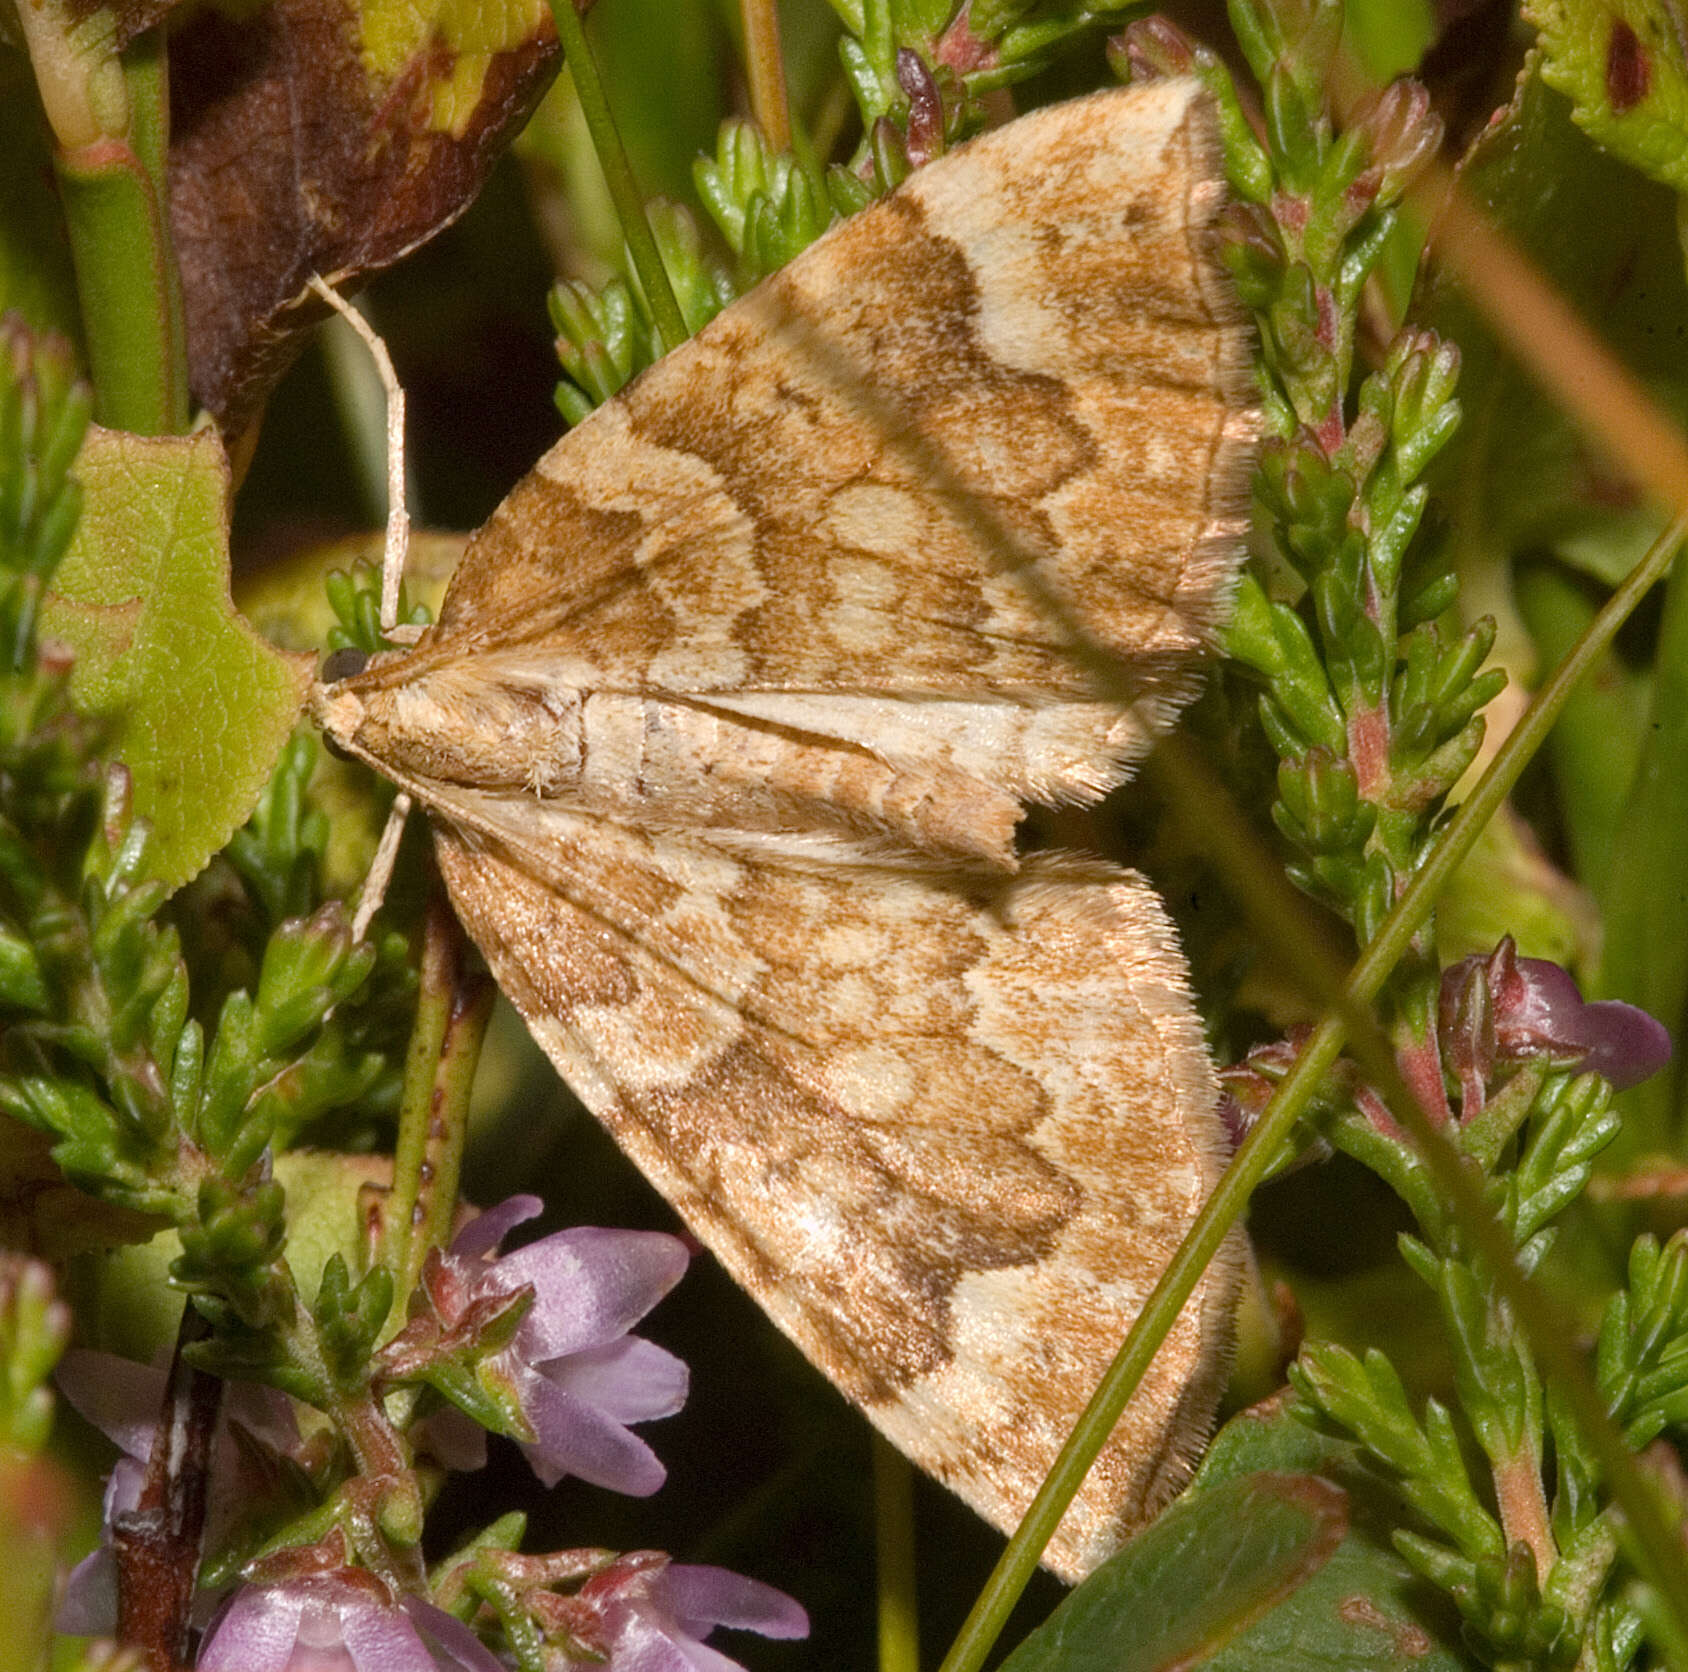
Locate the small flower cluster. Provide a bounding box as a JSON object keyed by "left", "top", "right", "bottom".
{"left": 59, "top": 1199, "right": 806, "bottom": 1671}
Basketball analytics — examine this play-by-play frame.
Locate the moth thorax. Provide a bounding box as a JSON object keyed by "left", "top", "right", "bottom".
{"left": 349, "top": 672, "right": 585, "bottom": 797}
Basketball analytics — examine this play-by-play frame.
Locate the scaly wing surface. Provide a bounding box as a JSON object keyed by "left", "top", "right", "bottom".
{"left": 348, "top": 80, "right": 1257, "bottom": 808}
{"left": 430, "top": 794, "right": 1238, "bottom": 1583}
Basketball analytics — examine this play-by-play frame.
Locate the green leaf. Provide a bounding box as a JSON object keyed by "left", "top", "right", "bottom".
{"left": 1525, "top": 0, "right": 1688, "bottom": 194}
{"left": 1184, "top": 1394, "right": 1476, "bottom": 1670}
{"left": 39, "top": 426, "right": 313, "bottom": 889}
{"left": 79, "top": 1148, "right": 394, "bottom": 1363}
{"left": 1599, "top": 550, "right": 1688, "bottom": 1155}
{"left": 998, "top": 1468, "right": 1349, "bottom": 1672}
{"left": 1435, "top": 803, "right": 1599, "bottom": 971}
{"left": 1342, "top": 0, "right": 1436, "bottom": 79}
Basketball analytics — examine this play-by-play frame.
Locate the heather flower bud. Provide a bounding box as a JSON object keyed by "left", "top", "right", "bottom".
{"left": 1440, "top": 939, "right": 1671, "bottom": 1093}
{"left": 1111, "top": 16, "right": 1200, "bottom": 82}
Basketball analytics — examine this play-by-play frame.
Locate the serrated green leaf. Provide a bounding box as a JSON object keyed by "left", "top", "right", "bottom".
{"left": 40, "top": 426, "right": 313, "bottom": 889}
{"left": 999, "top": 1467, "right": 1350, "bottom": 1672}
{"left": 1526, "top": 0, "right": 1688, "bottom": 193}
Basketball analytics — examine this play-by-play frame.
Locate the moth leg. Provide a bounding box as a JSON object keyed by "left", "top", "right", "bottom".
{"left": 309, "top": 273, "right": 419, "bottom": 935}
{"left": 353, "top": 790, "right": 411, "bottom": 940}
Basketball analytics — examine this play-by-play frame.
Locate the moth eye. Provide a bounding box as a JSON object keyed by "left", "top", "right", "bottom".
{"left": 321, "top": 647, "right": 369, "bottom": 684}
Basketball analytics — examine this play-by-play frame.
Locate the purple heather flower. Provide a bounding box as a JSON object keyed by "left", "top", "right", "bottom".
{"left": 197, "top": 1574, "right": 503, "bottom": 1672}
{"left": 573, "top": 1556, "right": 808, "bottom": 1672}
{"left": 423, "top": 1195, "right": 691, "bottom": 1495}
{"left": 54, "top": 1348, "right": 303, "bottom": 1636}
{"left": 1441, "top": 940, "right": 1672, "bottom": 1094}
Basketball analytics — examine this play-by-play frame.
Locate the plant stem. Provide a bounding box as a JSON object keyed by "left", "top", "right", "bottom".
{"left": 50, "top": 32, "right": 188, "bottom": 434}
{"left": 740, "top": 0, "right": 793, "bottom": 152}
{"left": 874, "top": 1434, "right": 920, "bottom": 1672}
{"left": 384, "top": 893, "right": 462, "bottom": 1303}
{"left": 415, "top": 958, "right": 495, "bottom": 1265}
{"left": 549, "top": 0, "right": 688, "bottom": 355}
{"left": 112, "top": 1307, "right": 218, "bottom": 1672}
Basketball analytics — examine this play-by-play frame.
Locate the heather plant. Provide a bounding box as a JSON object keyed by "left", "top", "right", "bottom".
{"left": 5, "top": 2, "right": 1688, "bottom": 1671}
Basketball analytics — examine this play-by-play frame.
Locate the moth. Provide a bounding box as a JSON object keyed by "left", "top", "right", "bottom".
{"left": 311, "top": 78, "right": 1260, "bottom": 1582}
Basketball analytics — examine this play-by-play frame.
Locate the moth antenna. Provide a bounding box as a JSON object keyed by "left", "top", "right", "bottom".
{"left": 354, "top": 790, "right": 412, "bottom": 942}
{"left": 306, "top": 274, "right": 416, "bottom": 640}
{"left": 310, "top": 272, "right": 418, "bottom": 938}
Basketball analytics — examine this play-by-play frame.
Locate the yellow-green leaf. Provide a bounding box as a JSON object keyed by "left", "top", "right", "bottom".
{"left": 41, "top": 425, "right": 313, "bottom": 888}
{"left": 1526, "top": 0, "right": 1688, "bottom": 193}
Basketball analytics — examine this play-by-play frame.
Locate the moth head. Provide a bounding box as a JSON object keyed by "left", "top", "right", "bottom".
{"left": 308, "top": 673, "right": 370, "bottom": 763}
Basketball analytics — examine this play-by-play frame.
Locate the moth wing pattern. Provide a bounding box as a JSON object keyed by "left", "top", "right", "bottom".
{"left": 315, "top": 76, "right": 1260, "bottom": 1582}
{"left": 430, "top": 801, "right": 1236, "bottom": 1582}
{"left": 356, "top": 78, "right": 1257, "bottom": 814}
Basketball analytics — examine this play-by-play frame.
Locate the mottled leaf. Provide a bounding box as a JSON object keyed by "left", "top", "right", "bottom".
{"left": 998, "top": 1469, "right": 1349, "bottom": 1672}
{"left": 1525, "top": 0, "right": 1688, "bottom": 192}
{"left": 167, "top": 0, "right": 561, "bottom": 432}
{"left": 40, "top": 425, "right": 313, "bottom": 888}
{"left": 1182, "top": 1392, "right": 1475, "bottom": 1671}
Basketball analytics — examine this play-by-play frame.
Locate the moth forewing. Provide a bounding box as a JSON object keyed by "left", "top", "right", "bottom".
{"left": 313, "top": 77, "right": 1260, "bottom": 1583}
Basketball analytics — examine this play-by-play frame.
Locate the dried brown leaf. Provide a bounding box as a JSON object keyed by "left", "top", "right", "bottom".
{"left": 167, "top": 0, "right": 560, "bottom": 432}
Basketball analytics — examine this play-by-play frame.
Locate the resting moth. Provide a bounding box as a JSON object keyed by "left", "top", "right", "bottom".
{"left": 311, "top": 78, "right": 1260, "bottom": 1582}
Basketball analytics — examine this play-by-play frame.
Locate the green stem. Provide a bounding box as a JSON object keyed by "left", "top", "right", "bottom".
{"left": 936, "top": 515, "right": 1688, "bottom": 1672}
{"left": 415, "top": 965, "right": 495, "bottom": 1264}
{"left": 874, "top": 1434, "right": 920, "bottom": 1672}
{"left": 549, "top": 0, "right": 688, "bottom": 355}
{"left": 384, "top": 893, "right": 460, "bottom": 1302}
{"left": 54, "top": 33, "right": 187, "bottom": 435}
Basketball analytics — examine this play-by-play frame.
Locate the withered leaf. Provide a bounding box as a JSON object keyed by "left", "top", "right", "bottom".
{"left": 168, "top": 0, "right": 560, "bottom": 433}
